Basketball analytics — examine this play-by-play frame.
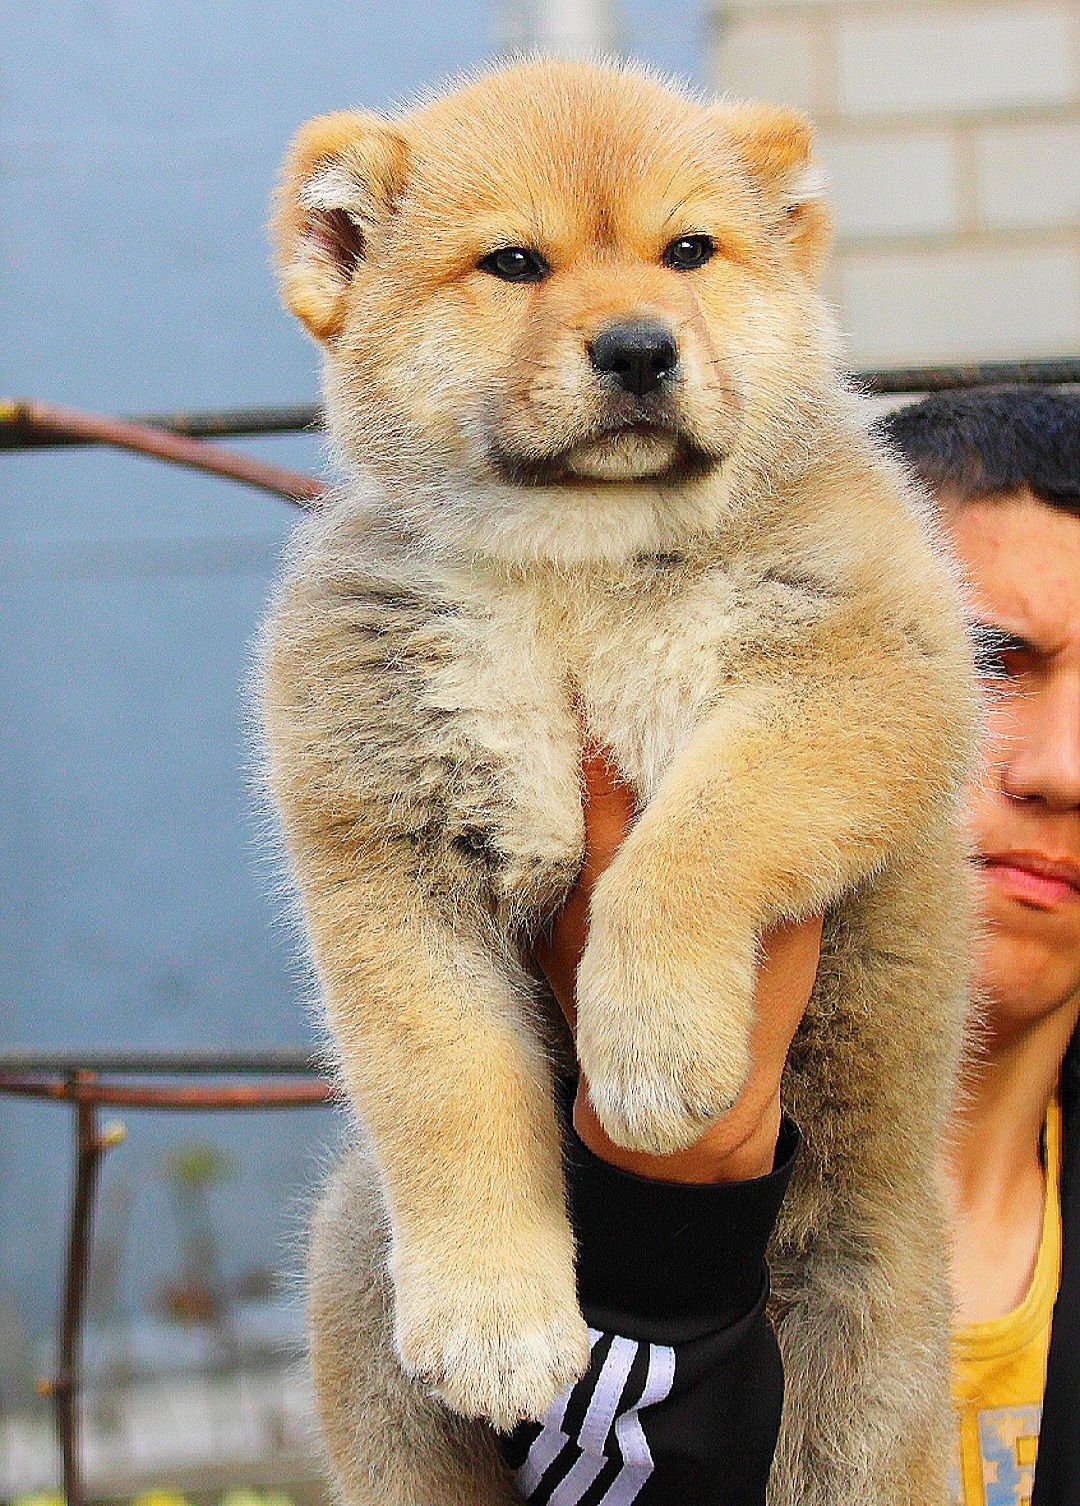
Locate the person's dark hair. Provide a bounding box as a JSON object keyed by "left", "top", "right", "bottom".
{"left": 875, "top": 385, "right": 1080, "bottom": 516}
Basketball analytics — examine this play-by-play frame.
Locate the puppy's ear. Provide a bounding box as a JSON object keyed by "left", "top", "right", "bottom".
{"left": 713, "top": 103, "right": 831, "bottom": 281}
{"left": 273, "top": 111, "right": 407, "bottom": 341}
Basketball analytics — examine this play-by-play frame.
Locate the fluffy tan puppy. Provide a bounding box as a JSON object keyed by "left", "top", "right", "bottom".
{"left": 261, "top": 59, "right": 976, "bottom": 1505}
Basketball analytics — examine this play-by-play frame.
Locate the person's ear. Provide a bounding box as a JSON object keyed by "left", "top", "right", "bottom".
{"left": 272, "top": 111, "right": 408, "bottom": 341}
{"left": 712, "top": 102, "right": 831, "bottom": 282}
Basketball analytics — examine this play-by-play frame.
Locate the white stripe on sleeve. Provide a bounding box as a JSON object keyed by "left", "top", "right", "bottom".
{"left": 598, "top": 1342, "right": 677, "bottom": 1505}
{"left": 516, "top": 1329, "right": 603, "bottom": 1498}
{"left": 578, "top": 1335, "right": 639, "bottom": 1455}
{"left": 517, "top": 1333, "right": 676, "bottom": 1506}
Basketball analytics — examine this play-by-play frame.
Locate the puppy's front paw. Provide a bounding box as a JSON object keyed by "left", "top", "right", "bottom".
{"left": 576, "top": 905, "right": 756, "bottom": 1154}
{"left": 392, "top": 1246, "right": 589, "bottom": 1431}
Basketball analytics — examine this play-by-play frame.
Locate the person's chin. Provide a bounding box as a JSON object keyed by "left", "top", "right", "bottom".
{"left": 975, "top": 879, "right": 1080, "bottom": 1007}
{"left": 976, "top": 921, "right": 1080, "bottom": 1032}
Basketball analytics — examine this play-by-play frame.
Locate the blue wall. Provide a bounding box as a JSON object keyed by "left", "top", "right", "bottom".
{"left": 0, "top": 0, "right": 704, "bottom": 1358}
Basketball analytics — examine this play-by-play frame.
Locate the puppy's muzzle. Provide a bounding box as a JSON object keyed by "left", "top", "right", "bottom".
{"left": 588, "top": 319, "right": 678, "bottom": 398}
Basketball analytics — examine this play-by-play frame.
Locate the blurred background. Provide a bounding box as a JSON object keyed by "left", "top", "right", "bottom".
{"left": 2, "top": 0, "right": 1077, "bottom": 1499}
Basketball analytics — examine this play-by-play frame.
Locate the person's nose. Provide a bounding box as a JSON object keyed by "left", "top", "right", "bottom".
{"left": 1000, "top": 671, "right": 1080, "bottom": 810}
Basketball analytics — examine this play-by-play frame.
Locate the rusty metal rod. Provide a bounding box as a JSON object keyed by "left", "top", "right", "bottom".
{"left": 0, "top": 1047, "right": 323, "bottom": 1075}
{"left": 5, "top": 1066, "right": 334, "bottom": 1502}
{"left": 0, "top": 398, "right": 327, "bottom": 504}
{"left": 859, "top": 358, "right": 1080, "bottom": 395}
{"left": 0, "top": 1073, "right": 333, "bottom": 1109}
{"left": 54, "top": 1084, "right": 114, "bottom": 1506}
{"left": 0, "top": 401, "right": 324, "bottom": 448}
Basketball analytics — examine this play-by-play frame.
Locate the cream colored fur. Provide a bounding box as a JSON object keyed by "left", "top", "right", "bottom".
{"left": 260, "top": 59, "right": 977, "bottom": 1505}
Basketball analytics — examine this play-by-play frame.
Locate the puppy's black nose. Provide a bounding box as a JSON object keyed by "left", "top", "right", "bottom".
{"left": 588, "top": 320, "right": 678, "bottom": 397}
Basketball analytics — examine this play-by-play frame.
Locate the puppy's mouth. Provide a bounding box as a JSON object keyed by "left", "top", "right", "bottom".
{"left": 490, "top": 421, "right": 720, "bottom": 488}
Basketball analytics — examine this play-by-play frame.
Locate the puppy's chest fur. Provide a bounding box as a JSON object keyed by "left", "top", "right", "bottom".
{"left": 332, "top": 543, "right": 831, "bottom": 919}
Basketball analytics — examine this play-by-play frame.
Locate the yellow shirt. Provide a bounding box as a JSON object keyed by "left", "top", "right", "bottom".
{"left": 950, "top": 1098, "right": 1062, "bottom": 1506}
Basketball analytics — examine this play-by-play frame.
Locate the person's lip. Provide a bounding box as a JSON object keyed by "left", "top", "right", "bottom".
{"left": 978, "top": 850, "right": 1080, "bottom": 908}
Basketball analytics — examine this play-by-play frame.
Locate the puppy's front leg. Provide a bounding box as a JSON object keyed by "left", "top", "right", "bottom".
{"left": 577, "top": 642, "right": 971, "bottom": 1154}
{"left": 294, "top": 827, "right": 588, "bottom": 1430}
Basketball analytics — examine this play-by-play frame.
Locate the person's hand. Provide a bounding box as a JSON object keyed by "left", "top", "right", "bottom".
{"left": 534, "top": 749, "right": 822, "bottom": 1184}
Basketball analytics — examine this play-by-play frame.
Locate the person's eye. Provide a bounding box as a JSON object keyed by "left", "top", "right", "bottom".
{"left": 976, "top": 648, "right": 1012, "bottom": 680}
{"left": 662, "top": 234, "right": 715, "bottom": 271}
{"left": 477, "top": 247, "right": 550, "bottom": 283}
{"left": 972, "top": 628, "right": 1029, "bottom": 681}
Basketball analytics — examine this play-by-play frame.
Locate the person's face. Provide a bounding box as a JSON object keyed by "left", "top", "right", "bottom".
{"left": 945, "top": 489, "right": 1080, "bottom": 1032}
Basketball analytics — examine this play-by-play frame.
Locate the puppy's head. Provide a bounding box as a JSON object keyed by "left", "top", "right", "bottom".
{"left": 274, "top": 61, "right": 835, "bottom": 564}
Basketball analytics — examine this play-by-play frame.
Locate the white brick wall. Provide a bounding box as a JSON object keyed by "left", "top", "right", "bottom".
{"left": 838, "top": 244, "right": 1080, "bottom": 364}
{"left": 707, "top": 0, "right": 1080, "bottom": 367}
{"left": 837, "top": 8, "right": 1074, "bottom": 116}
{"left": 818, "top": 130, "right": 960, "bottom": 239}
{"left": 710, "top": 13, "right": 823, "bottom": 113}
{"left": 973, "top": 120, "right": 1080, "bottom": 228}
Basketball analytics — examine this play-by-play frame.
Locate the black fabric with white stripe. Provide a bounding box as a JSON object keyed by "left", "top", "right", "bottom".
{"left": 501, "top": 1097, "right": 799, "bottom": 1505}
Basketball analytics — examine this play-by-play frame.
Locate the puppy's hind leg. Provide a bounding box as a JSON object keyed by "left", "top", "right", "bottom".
{"left": 309, "top": 1139, "right": 518, "bottom": 1506}
{"left": 768, "top": 1212, "right": 953, "bottom": 1506}
{"left": 769, "top": 846, "right": 970, "bottom": 1506}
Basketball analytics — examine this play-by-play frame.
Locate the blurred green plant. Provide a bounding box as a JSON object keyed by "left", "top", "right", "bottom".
{"left": 158, "top": 1140, "right": 238, "bottom": 1333}
{"left": 218, "top": 1492, "right": 296, "bottom": 1506}
{"left": 163, "top": 1145, "right": 238, "bottom": 1188}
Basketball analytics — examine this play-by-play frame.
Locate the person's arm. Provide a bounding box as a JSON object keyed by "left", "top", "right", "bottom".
{"left": 501, "top": 751, "right": 820, "bottom": 1506}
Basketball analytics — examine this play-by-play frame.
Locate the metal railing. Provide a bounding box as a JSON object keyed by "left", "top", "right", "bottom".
{"left": 3, "top": 352, "right": 1078, "bottom": 1503}
{"left": 0, "top": 1053, "right": 334, "bottom": 1505}
{"left": 1, "top": 400, "right": 335, "bottom": 1504}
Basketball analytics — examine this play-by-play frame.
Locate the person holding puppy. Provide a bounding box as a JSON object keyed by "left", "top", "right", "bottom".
{"left": 525, "top": 385, "right": 1080, "bottom": 1506}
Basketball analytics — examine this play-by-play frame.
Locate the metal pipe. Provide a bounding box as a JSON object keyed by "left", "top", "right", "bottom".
{"left": 53, "top": 1083, "right": 118, "bottom": 1506}
{"left": 0, "top": 399, "right": 327, "bottom": 504}
{"left": 0, "top": 1074, "right": 334, "bottom": 1110}
{"left": 0, "top": 1047, "right": 322, "bottom": 1075}
{"left": 0, "top": 400, "right": 323, "bottom": 448}
{"left": 2, "top": 1061, "right": 335, "bottom": 1499}
{"left": 860, "top": 358, "right": 1080, "bottom": 395}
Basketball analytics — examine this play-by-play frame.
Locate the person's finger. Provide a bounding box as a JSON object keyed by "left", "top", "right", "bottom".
{"left": 580, "top": 746, "right": 638, "bottom": 873}
{"left": 740, "top": 912, "right": 824, "bottom": 1112}
{"left": 533, "top": 748, "right": 636, "bottom": 1026}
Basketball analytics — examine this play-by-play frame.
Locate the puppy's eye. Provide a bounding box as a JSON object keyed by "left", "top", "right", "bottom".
{"left": 662, "top": 234, "right": 715, "bottom": 271}
{"left": 478, "top": 247, "right": 550, "bottom": 283}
